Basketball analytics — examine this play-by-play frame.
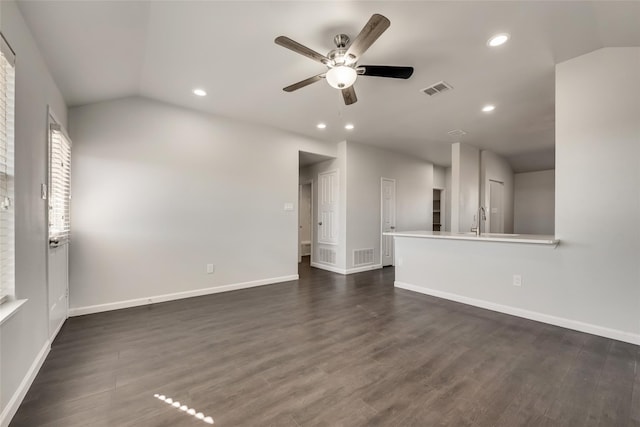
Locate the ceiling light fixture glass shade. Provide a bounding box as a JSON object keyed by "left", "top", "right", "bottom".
{"left": 326, "top": 66, "right": 357, "bottom": 89}
{"left": 487, "top": 33, "right": 510, "bottom": 47}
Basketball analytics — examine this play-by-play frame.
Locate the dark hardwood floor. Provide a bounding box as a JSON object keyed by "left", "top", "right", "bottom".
{"left": 11, "top": 257, "right": 640, "bottom": 426}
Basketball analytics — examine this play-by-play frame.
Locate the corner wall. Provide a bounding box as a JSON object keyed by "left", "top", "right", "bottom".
{"left": 0, "top": 1, "right": 68, "bottom": 424}
{"left": 68, "top": 96, "right": 336, "bottom": 313}
{"left": 514, "top": 170, "right": 555, "bottom": 235}
{"left": 345, "top": 141, "right": 433, "bottom": 270}
{"left": 554, "top": 47, "right": 640, "bottom": 337}
{"left": 394, "top": 47, "right": 640, "bottom": 344}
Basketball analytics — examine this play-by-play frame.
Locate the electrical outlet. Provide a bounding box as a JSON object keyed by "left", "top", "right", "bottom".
{"left": 206, "top": 264, "right": 215, "bottom": 274}
{"left": 513, "top": 274, "right": 522, "bottom": 287}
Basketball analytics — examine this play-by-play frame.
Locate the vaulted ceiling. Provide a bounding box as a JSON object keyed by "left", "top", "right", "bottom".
{"left": 16, "top": 1, "right": 640, "bottom": 171}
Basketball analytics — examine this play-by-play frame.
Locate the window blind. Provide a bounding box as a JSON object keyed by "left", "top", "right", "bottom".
{"left": 49, "top": 124, "right": 71, "bottom": 246}
{"left": 0, "top": 34, "right": 15, "bottom": 303}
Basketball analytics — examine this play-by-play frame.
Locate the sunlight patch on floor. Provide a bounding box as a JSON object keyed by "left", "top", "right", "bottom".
{"left": 154, "top": 393, "right": 214, "bottom": 424}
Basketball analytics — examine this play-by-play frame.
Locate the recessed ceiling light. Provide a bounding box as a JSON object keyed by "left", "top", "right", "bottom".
{"left": 316, "top": 123, "right": 327, "bottom": 129}
{"left": 487, "top": 33, "right": 510, "bottom": 47}
{"left": 482, "top": 104, "right": 496, "bottom": 113}
{"left": 193, "top": 89, "right": 207, "bottom": 97}
{"left": 345, "top": 123, "right": 354, "bottom": 130}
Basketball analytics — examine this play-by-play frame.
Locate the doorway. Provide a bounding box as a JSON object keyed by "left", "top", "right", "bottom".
{"left": 380, "top": 178, "right": 396, "bottom": 267}
{"left": 433, "top": 188, "right": 445, "bottom": 231}
{"left": 298, "top": 182, "right": 312, "bottom": 263}
{"left": 489, "top": 180, "right": 504, "bottom": 233}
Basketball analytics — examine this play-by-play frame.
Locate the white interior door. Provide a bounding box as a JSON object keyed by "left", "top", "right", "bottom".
{"left": 318, "top": 170, "right": 338, "bottom": 244}
{"left": 381, "top": 178, "right": 396, "bottom": 266}
{"left": 489, "top": 180, "right": 504, "bottom": 233}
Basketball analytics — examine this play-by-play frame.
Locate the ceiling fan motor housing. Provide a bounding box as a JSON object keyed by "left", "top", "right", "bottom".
{"left": 333, "top": 34, "right": 350, "bottom": 48}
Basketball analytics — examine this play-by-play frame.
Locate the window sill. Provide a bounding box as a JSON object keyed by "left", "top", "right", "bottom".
{"left": 0, "top": 299, "right": 27, "bottom": 326}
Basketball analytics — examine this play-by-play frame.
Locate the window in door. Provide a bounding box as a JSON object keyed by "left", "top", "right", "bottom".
{"left": 48, "top": 123, "right": 72, "bottom": 247}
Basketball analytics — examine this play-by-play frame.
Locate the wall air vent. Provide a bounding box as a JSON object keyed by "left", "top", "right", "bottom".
{"left": 421, "top": 81, "right": 453, "bottom": 96}
{"left": 318, "top": 247, "right": 336, "bottom": 265}
{"left": 353, "top": 248, "right": 375, "bottom": 267}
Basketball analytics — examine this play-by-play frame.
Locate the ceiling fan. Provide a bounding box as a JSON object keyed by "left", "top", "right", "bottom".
{"left": 275, "top": 14, "right": 414, "bottom": 105}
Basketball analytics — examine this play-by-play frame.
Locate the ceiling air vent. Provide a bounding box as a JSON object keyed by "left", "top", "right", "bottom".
{"left": 421, "top": 81, "right": 453, "bottom": 96}
{"left": 447, "top": 129, "right": 467, "bottom": 138}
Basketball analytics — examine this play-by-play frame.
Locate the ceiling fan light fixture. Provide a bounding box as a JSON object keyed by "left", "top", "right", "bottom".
{"left": 487, "top": 33, "right": 510, "bottom": 47}
{"left": 326, "top": 66, "right": 357, "bottom": 89}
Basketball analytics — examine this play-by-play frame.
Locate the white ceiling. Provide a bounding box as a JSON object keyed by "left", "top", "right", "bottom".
{"left": 16, "top": 1, "right": 640, "bottom": 171}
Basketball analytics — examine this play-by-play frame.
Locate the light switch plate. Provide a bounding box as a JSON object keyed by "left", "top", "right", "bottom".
{"left": 283, "top": 202, "right": 294, "bottom": 211}
{"left": 513, "top": 274, "right": 522, "bottom": 287}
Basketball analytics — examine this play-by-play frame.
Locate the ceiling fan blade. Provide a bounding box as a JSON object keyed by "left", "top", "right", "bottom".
{"left": 359, "top": 65, "right": 414, "bottom": 79}
{"left": 342, "top": 86, "right": 357, "bottom": 105}
{"left": 275, "top": 36, "right": 330, "bottom": 65}
{"left": 283, "top": 74, "right": 324, "bottom": 92}
{"left": 345, "top": 14, "right": 391, "bottom": 62}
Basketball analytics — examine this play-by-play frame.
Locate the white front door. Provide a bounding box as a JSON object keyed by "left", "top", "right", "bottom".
{"left": 47, "top": 116, "right": 70, "bottom": 341}
{"left": 381, "top": 178, "right": 396, "bottom": 266}
{"left": 489, "top": 180, "right": 504, "bottom": 233}
{"left": 318, "top": 170, "right": 339, "bottom": 244}
{"left": 48, "top": 244, "right": 68, "bottom": 340}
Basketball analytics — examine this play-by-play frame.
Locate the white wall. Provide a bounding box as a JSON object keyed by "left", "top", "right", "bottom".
{"left": 480, "top": 150, "right": 514, "bottom": 233}
{"left": 345, "top": 141, "right": 433, "bottom": 270}
{"left": 68, "top": 96, "right": 335, "bottom": 312}
{"left": 451, "top": 142, "right": 479, "bottom": 232}
{"left": 394, "top": 48, "right": 640, "bottom": 345}
{"left": 433, "top": 165, "right": 446, "bottom": 189}
{"left": 514, "top": 170, "right": 555, "bottom": 235}
{"left": 554, "top": 47, "right": 640, "bottom": 338}
{"left": 444, "top": 167, "right": 452, "bottom": 231}
{"left": 0, "top": 1, "right": 68, "bottom": 423}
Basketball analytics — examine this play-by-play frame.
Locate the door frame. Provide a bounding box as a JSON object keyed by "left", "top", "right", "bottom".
{"left": 433, "top": 187, "right": 446, "bottom": 232}
{"left": 380, "top": 177, "right": 397, "bottom": 267}
{"left": 487, "top": 179, "right": 504, "bottom": 233}
{"left": 298, "top": 180, "right": 313, "bottom": 263}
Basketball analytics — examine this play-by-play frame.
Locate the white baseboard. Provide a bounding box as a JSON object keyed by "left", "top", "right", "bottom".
{"left": 395, "top": 281, "right": 640, "bottom": 346}
{"left": 49, "top": 316, "right": 66, "bottom": 343}
{"left": 69, "top": 275, "right": 299, "bottom": 317}
{"left": 346, "top": 264, "right": 382, "bottom": 274}
{"left": 310, "top": 262, "right": 345, "bottom": 274}
{"left": 0, "top": 339, "right": 51, "bottom": 427}
{"left": 310, "top": 262, "right": 382, "bottom": 275}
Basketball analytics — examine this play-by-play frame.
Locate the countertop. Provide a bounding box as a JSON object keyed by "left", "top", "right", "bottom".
{"left": 384, "top": 230, "right": 559, "bottom": 246}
